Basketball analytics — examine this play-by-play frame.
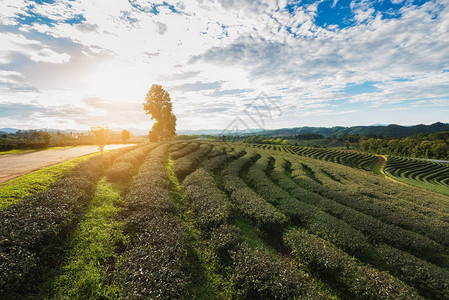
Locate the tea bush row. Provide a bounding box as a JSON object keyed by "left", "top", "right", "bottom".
{"left": 246, "top": 156, "right": 370, "bottom": 254}
{"left": 374, "top": 244, "right": 449, "bottom": 299}
{"left": 170, "top": 142, "right": 200, "bottom": 160}
{"left": 173, "top": 144, "right": 211, "bottom": 180}
{"left": 116, "top": 144, "right": 191, "bottom": 299}
{"left": 284, "top": 158, "right": 449, "bottom": 245}
{"left": 105, "top": 144, "right": 156, "bottom": 182}
{"left": 0, "top": 152, "right": 117, "bottom": 295}
{"left": 181, "top": 159, "right": 327, "bottom": 299}
{"left": 201, "top": 146, "right": 245, "bottom": 174}
{"left": 221, "top": 153, "right": 287, "bottom": 234}
{"left": 270, "top": 157, "right": 445, "bottom": 260}
{"left": 284, "top": 229, "right": 422, "bottom": 300}
{"left": 183, "top": 168, "right": 231, "bottom": 232}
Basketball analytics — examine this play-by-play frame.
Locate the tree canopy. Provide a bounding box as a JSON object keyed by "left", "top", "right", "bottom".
{"left": 121, "top": 129, "right": 131, "bottom": 143}
{"left": 89, "top": 126, "right": 110, "bottom": 154}
{"left": 143, "top": 84, "right": 177, "bottom": 141}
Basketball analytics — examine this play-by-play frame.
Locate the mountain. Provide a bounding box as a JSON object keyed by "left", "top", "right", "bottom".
{"left": 258, "top": 122, "right": 449, "bottom": 138}
{"left": 2, "top": 122, "right": 448, "bottom": 138}
{"left": 0, "top": 128, "right": 20, "bottom": 134}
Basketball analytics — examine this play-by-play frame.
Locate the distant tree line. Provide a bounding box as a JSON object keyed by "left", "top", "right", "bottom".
{"left": 295, "top": 133, "right": 324, "bottom": 140}
{"left": 243, "top": 136, "right": 288, "bottom": 145}
{"left": 359, "top": 132, "right": 449, "bottom": 160}
{"left": 0, "top": 129, "right": 133, "bottom": 152}
{"left": 1, "top": 130, "right": 61, "bottom": 151}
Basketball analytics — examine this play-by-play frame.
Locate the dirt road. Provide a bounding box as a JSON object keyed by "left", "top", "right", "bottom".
{"left": 0, "top": 144, "right": 135, "bottom": 183}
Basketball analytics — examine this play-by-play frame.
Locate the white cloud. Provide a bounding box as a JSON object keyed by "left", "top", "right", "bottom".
{"left": 0, "top": 32, "right": 71, "bottom": 64}
{"left": 0, "top": 0, "right": 448, "bottom": 129}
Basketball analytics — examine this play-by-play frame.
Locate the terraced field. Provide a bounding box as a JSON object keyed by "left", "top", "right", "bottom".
{"left": 383, "top": 156, "right": 449, "bottom": 196}
{"left": 245, "top": 144, "right": 449, "bottom": 197}
{"left": 246, "top": 143, "right": 380, "bottom": 171}
{"left": 1, "top": 141, "right": 449, "bottom": 299}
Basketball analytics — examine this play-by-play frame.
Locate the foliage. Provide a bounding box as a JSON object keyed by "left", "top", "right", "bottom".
{"left": 120, "top": 129, "right": 131, "bottom": 143}
{"left": 143, "top": 84, "right": 177, "bottom": 141}
{"left": 231, "top": 245, "right": 328, "bottom": 299}
{"left": 284, "top": 229, "right": 422, "bottom": 300}
{"left": 383, "top": 156, "right": 449, "bottom": 196}
{"left": 374, "top": 244, "right": 449, "bottom": 300}
{"left": 247, "top": 156, "right": 370, "bottom": 254}
{"left": 105, "top": 162, "right": 134, "bottom": 183}
{"left": 221, "top": 154, "right": 288, "bottom": 234}
{"left": 89, "top": 126, "right": 110, "bottom": 154}
{"left": 183, "top": 168, "right": 231, "bottom": 231}
{"left": 116, "top": 144, "right": 191, "bottom": 299}
{"left": 174, "top": 144, "right": 211, "bottom": 180}
{"left": 243, "top": 136, "right": 288, "bottom": 145}
{"left": 171, "top": 143, "right": 200, "bottom": 160}
{"left": 359, "top": 132, "right": 449, "bottom": 159}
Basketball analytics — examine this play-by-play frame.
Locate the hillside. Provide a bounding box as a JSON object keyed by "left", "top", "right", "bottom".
{"left": 261, "top": 122, "right": 449, "bottom": 138}
{"left": 1, "top": 141, "right": 448, "bottom": 299}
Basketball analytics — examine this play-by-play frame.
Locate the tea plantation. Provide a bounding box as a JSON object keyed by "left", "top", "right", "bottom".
{"left": 1, "top": 141, "right": 448, "bottom": 299}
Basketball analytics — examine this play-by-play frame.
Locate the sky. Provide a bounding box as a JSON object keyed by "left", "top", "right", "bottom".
{"left": 0, "top": 0, "right": 449, "bottom": 131}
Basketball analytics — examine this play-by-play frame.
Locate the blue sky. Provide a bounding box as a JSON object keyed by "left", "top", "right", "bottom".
{"left": 0, "top": 0, "right": 448, "bottom": 130}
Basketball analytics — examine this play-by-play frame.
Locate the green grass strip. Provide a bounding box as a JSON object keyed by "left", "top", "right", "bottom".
{"left": 42, "top": 178, "right": 127, "bottom": 300}
{"left": 166, "top": 159, "right": 226, "bottom": 300}
{"left": 0, "top": 153, "right": 98, "bottom": 210}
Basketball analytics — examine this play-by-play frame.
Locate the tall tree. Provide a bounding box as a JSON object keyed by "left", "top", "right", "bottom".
{"left": 143, "top": 84, "right": 177, "bottom": 141}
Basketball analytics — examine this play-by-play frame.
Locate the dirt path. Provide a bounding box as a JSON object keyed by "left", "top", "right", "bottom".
{"left": 375, "top": 155, "right": 386, "bottom": 167}
{"left": 0, "top": 144, "right": 135, "bottom": 183}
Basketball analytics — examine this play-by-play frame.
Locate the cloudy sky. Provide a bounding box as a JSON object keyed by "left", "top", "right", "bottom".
{"left": 1, "top": 0, "right": 448, "bottom": 131}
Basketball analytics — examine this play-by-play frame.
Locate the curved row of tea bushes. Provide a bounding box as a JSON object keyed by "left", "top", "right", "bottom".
{"left": 182, "top": 161, "right": 329, "bottom": 299}
{"left": 269, "top": 157, "right": 445, "bottom": 261}
{"left": 268, "top": 156, "right": 449, "bottom": 298}
{"left": 374, "top": 244, "right": 449, "bottom": 299}
{"left": 284, "top": 229, "right": 422, "bottom": 300}
{"left": 0, "top": 151, "right": 119, "bottom": 295}
{"left": 221, "top": 153, "right": 288, "bottom": 234}
{"left": 183, "top": 168, "right": 231, "bottom": 232}
{"left": 285, "top": 157, "right": 449, "bottom": 248}
{"left": 384, "top": 156, "right": 449, "bottom": 194}
{"left": 170, "top": 142, "right": 200, "bottom": 160}
{"left": 173, "top": 144, "right": 212, "bottom": 180}
{"left": 168, "top": 141, "right": 189, "bottom": 153}
{"left": 105, "top": 144, "right": 157, "bottom": 182}
{"left": 246, "top": 155, "right": 370, "bottom": 254}
{"left": 230, "top": 244, "right": 329, "bottom": 299}
{"left": 288, "top": 145, "right": 378, "bottom": 171}
{"left": 115, "top": 144, "right": 191, "bottom": 299}
{"left": 292, "top": 152, "right": 449, "bottom": 215}
{"left": 202, "top": 149, "right": 244, "bottom": 173}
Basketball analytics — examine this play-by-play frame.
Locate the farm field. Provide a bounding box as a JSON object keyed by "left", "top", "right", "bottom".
{"left": 246, "top": 143, "right": 449, "bottom": 197}
{"left": 1, "top": 141, "right": 449, "bottom": 299}
{"left": 383, "top": 156, "right": 449, "bottom": 197}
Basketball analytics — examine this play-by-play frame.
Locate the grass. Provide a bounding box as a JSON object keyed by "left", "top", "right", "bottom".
{"left": 0, "top": 153, "right": 98, "bottom": 210}
{"left": 371, "top": 155, "right": 385, "bottom": 175}
{"left": 166, "top": 158, "right": 226, "bottom": 300}
{"left": 234, "top": 216, "right": 264, "bottom": 249}
{"left": 39, "top": 178, "right": 127, "bottom": 300}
